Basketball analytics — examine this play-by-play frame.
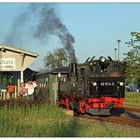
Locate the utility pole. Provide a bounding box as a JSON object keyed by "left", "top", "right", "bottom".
{"left": 114, "top": 48, "right": 117, "bottom": 61}
{"left": 117, "top": 40, "right": 121, "bottom": 61}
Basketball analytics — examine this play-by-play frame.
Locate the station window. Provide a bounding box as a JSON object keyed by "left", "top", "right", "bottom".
{"left": 0, "top": 72, "right": 14, "bottom": 85}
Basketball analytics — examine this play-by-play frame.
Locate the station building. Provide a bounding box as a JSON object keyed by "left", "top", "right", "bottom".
{"left": 0, "top": 44, "right": 38, "bottom": 98}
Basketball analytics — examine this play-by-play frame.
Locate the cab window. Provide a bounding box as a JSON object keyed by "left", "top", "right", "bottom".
{"left": 90, "top": 65, "right": 96, "bottom": 72}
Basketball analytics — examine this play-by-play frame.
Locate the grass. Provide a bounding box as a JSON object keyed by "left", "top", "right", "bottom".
{"left": 0, "top": 98, "right": 140, "bottom": 137}
{"left": 124, "top": 91, "right": 140, "bottom": 107}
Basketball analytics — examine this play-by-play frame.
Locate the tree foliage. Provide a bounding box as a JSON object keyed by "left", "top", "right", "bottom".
{"left": 124, "top": 32, "right": 140, "bottom": 86}
{"left": 43, "top": 47, "right": 69, "bottom": 69}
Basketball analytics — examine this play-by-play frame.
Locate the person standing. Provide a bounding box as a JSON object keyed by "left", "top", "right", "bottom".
{"left": 25, "top": 81, "right": 37, "bottom": 100}
{"left": 7, "top": 82, "right": 15, "bottom": 99}
{"left": 19, "top": 82, "right": 28, "bottom": 97}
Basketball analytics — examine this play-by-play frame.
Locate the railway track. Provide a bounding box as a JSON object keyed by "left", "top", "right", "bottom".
{"left": 73, "top": 113, "right": 140, "bottom": 127}
{"left": 61, "top": 105, "right": 140, "bottom": 127}
{"left": 125, "top": 107, "right": 140, "bottom": 113}
{"left": 62, "top": 106, "right": 140, "bottom": 127}
{"left": 61, "top": 106, "right": 140, "bottom": 127}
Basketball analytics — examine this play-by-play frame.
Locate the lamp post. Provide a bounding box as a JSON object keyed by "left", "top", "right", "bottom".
{"left": 114, "top": 48, "right": 117, "bottom": 61}
{"left": 117, "top": 40, "right": 121, "bottom": 61}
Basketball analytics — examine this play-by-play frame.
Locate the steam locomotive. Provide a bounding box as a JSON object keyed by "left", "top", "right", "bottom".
{"left": 36, "top": 56, "right": 125, "bottom": 115}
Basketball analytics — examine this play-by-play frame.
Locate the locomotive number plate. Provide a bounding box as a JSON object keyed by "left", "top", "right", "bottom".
{"left": 100, "top": 82, "right": 115, "bottom": 86}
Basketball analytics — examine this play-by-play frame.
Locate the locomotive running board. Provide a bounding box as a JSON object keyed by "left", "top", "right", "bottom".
{"left": 86, "top": 108, "right": 125, "bottom": 116}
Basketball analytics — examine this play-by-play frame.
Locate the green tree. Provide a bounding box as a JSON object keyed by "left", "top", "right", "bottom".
{"left": 124, "top": 32, "right": 140, "bottom": 87}
{"left": 43, "top": 47, "right": 69, "bottom": 69}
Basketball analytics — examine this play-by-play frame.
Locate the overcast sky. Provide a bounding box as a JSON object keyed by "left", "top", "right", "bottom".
{"left": 0, "top": 3, "right": 139, "bottom": 70}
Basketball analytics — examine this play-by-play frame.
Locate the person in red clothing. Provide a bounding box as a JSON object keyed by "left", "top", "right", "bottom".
{"left": 7, "top": 82, "right": 15, "bottom": 99}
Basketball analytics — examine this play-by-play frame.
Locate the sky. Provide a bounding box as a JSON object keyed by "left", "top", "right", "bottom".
{"left": 0, "top": 2, "right": 139, "bottom": 70}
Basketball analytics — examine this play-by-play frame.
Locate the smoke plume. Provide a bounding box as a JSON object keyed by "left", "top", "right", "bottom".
{"left": 5, "top": 3, "right": 77, "bottom": 63}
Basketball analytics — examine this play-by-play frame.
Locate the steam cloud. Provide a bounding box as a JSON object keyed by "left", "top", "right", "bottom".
{"left": 5, "top": 3, "right": 77, "bottom": 63}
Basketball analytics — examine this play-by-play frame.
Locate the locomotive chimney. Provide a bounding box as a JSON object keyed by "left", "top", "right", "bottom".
{"left": 69, "top": 63, "right": 77, "bottom": 77}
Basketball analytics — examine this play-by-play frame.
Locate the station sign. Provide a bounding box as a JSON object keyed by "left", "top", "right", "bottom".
{"left": 0, "top": 58, "right": 16, "bottom": 70}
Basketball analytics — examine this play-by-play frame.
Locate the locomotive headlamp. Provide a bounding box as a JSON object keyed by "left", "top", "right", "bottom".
{"left": 100, "top": 57, "right": 106, "bottom": 62}
{"left": 58, "top": 73, "right": 61, "bottom": 78}
{"left": 93, "top": 82, "right": 97, "bottom": 86}
{"left": 120, "top": 82, "right": 124, "bottom": 86}
{"left": 90, "top": 62, "right": 93, "bottom": 65}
